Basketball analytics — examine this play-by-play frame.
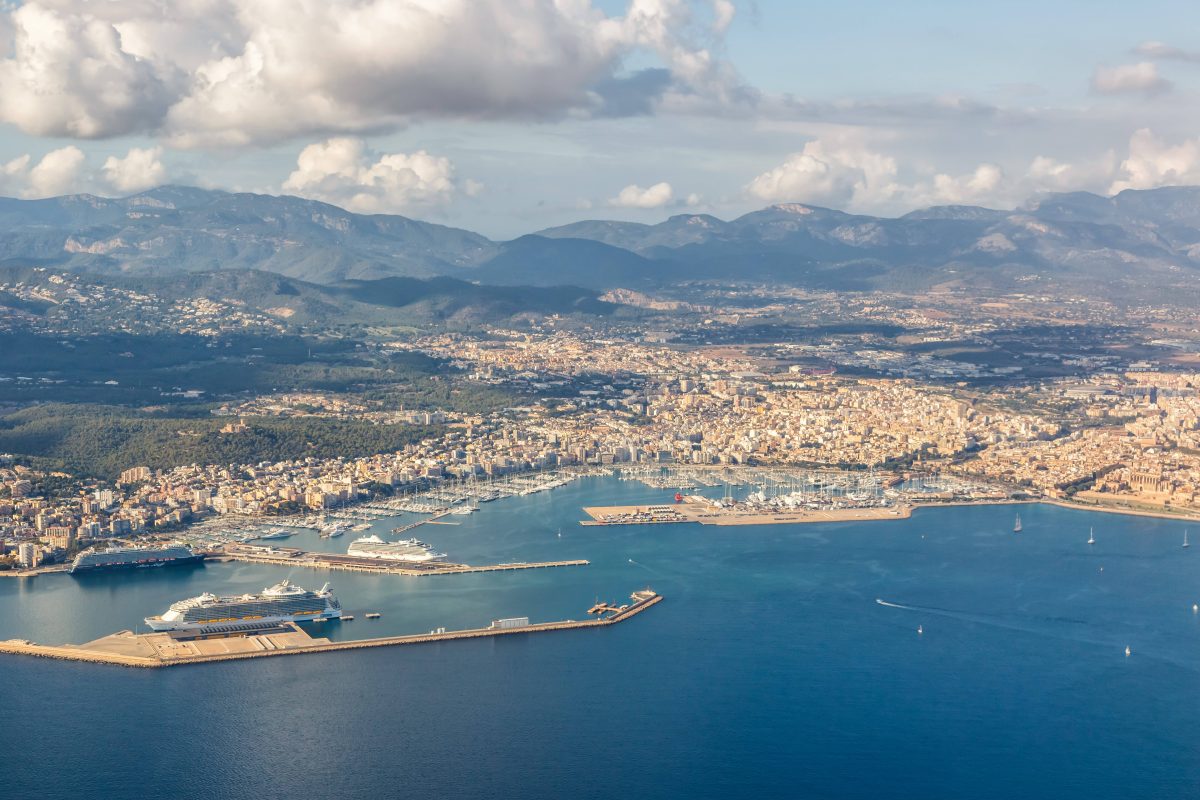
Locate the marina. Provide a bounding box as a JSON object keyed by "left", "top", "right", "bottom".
{"left": 584, "top": 468, "right": 1022, "bottom": 526}
{"left": 0, "top": 590, "right": 662, "bottom": 668}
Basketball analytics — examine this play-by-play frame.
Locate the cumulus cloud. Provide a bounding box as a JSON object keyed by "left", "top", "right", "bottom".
{"left": 747, "top": 136, "right": 1128, "bottom": 213}
{"left": 1090, "top": 62, "right": 1171, "bottom": 96}
{"left": 610, "top": 182, "right": 675, "bottom": 208}
{"left": 102, "top": 146, "right": 167, "bottom": 193}
{"left": 1110, "top": 128, "right": 1200, "bottom": 193}
{"left": 1133, "top": 41, "right": 1200, "bottom": 63}
{"left": 745, "top": 138, "right": 900, "bottom": 208}
{"left": 0, "top": 2, "right": 176, "bottom": 138}
{"left": 0, "top": 0, "right": 745, "bottom": 146}
{"left": 0, "top": 145, "right": 174, "bottom": 198}
{"left": 0, "top": 146, "right": 86, "bottom": 198}
{"left": 29, "top": 146, "right": 87, "bottom": 197}
{"left": 282, "top": 137, "right": 467, "bottom": 213}
{"left": 920, "top": 164, "right": 1004, "bottom": 206}
{"left": 0, "top": 155, "right": 32, "bottom": 193}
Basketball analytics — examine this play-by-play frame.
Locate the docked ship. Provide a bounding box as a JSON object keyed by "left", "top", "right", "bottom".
{"left": 144, "top": 580, "right": 342, "bottom": 631}
{"left": 347, "top": 534, "right": 447, "bottom": 562}
{"left": 255, "top": 529, "right": 293, "bottom": 541}
{"left": 69, "top": 545, "right": 203, "bottom": 574}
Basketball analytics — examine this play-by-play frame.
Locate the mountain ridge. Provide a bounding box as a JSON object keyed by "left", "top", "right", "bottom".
{"left": 3, "top": 184, "right": 1200, "bottom": 300}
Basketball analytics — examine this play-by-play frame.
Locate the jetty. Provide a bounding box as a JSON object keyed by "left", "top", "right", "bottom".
{"left": 581, "top": 499, "right": 913, "bottom": 527}
{"left": 214, "top": 545, "right": 588, "bottom": 576}
{"left": 0, "top": 590, "right": 662, "bottom": 669}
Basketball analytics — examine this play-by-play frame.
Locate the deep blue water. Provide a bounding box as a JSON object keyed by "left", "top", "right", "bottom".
{"left": 1, "top": 476, "right": 1199, "bottom": 799}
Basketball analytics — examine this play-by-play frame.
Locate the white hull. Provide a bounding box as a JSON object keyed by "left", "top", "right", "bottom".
{"left": 346, "top": 549, "right": 445, "bottom": 563}
{"left": 144, "top": 608, "right": 342, "bottom": 632}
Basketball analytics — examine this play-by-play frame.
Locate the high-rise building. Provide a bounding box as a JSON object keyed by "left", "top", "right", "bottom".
{"left": 119, "top": 466, "right": 152, "bottom": 484}
{"left": 16, "top": 542, "right": 38, "bottom": 568}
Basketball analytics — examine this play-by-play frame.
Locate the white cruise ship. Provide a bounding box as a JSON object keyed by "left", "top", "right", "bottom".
{"left": 144, "top": 580, "right": 342, "bottom": 631}
{"left": 347, "top": 535, "right": 447, "bottom": 563}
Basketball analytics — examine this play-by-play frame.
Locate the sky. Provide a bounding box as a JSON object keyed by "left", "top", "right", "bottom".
{"left": 0, "top": 0, "right": 1199, "bottom": 237}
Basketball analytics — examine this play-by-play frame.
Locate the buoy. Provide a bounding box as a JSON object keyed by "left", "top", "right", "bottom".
{"left": 917, "top": 625, "right": 923, "bottom": 635}
{"left": 1192, "top": 603, "right": 1198, "bottom": 614}
{"left": 1125, "top": 645, "right": 1131, "bottom": 657}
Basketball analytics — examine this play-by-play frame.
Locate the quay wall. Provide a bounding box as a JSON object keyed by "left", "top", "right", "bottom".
{"left": 214, "top": 553, "right": 589, "bottom": 576}
{"left": 0, "top": 595, "right": 662, "bottom": 669}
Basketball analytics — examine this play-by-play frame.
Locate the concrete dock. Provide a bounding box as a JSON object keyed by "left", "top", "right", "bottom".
{"left": 0, "top": 591, "right": 662, "bottom": 669}
{"left": 581, "top": 498, "right": 914, "bottom": 527}
{"left": 216, "top": 546, "right": 589, "bottom": 576}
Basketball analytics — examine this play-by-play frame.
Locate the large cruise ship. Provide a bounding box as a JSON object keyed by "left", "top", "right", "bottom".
{"left": 347, "top": 535, "right": 447, "bottom": 562}
{"left": 144, "top": 580, "right": 342, "bottom": 631}
{"left": 69, "top": 544, "right": 204, "bottom": 574}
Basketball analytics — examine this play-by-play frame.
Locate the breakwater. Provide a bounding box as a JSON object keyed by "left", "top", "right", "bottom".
{"left": 0, "top": 591, "right": 661, "bottom": 669}
{"left": 214, "top": 548, "right": 589, "bottom": 576}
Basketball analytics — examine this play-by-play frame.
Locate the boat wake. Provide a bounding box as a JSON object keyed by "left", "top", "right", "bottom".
{"left": 873, "top": 596, "right": 1200, "bottom": 673}
{"left": 875, "top": 598, "right": 1088, "bottom": 629}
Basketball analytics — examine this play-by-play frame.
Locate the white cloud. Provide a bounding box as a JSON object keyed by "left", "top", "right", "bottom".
{"left": 711, "top": 0, "right": 735, "bottom": 33}
{"left": 921, "top": 164, "right": 1004, "bottom": 206}
{"left": 0, "top": 146, "right": 87, "bottom": 198}
{"left": 102, "top": 146, "right": 167, "bottom": 193}
{"left": 0, "top": 0, "right": 744, "bottom": 146}
{"left": 610, "top": 182, "right": 675, "bottom": 208}
{"left": 1110, "top": 128, "right": 1200, "bottom": 193}
{"left": 28, "top": 147, "right": 86, "bottom": 197}
{"left": 0, "top": 155, "right": 32, "bottom": 192}
{"left": 0, "top": 3, "right": 175, "bottom": 138}
{"left": 1091, "top": 62, "right": 1171, "bottom": 96}
{"left": 1133, "top": 41, "right": 1200, "bottom": 63}
{"left": 745, "top": 138, "right": 899, "bottom": 208}
{"left": 747, "top": 136, "right": 1130, "bottom": 213}
{"left": 282, "top": 137, "right": 464, "bottom": 213}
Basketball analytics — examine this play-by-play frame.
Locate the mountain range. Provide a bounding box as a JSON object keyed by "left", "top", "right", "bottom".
{"left": 5, "top": 184, "right": 1200, "bottom": 300}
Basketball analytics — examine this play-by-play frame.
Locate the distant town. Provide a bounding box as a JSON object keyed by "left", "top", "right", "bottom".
{"left": 5, "top": 299, "right": 1200, "bottom": 569}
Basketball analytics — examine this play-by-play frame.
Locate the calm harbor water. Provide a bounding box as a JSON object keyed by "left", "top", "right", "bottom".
{"left": 1, "top": 475, "right": 1198, "bottom": 799}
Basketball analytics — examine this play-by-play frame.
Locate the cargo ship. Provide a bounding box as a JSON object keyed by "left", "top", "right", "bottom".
{"left": 144, "top": 580, "right": 342, "bottom": 631}
{"left": 69, "top": 545, "right": 204, "bottom": 574}
{"left": 347, "top": 535, "right": 447, "bottom": 562}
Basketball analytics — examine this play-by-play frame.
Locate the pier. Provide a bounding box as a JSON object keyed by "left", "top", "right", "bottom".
{"left": 213, "top": 545, "right": 588, "bottom": 576}
{"left": 0, "top": 590, "right": 662, "bottom": 668}
{"left": 581, "top": 499, "right": 916, "bottom": 527}
{"left": 391, "top": 507, "right": 454, "bottom": 535}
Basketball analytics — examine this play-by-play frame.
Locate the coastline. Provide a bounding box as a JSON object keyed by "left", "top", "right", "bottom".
{"left": 1041, "top": 498, "right": 1200, "bottom": 524}
{"left": 583, "top": 495, "right": 1200, "bottom": 527}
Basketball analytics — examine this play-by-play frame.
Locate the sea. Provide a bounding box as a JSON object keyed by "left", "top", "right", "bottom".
{"left": 1, "top": 475, "right": 1198, "bottom": 800}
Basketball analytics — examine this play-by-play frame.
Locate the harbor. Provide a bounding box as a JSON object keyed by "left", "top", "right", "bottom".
{"left": 584, "top": 468, "right": 1016, "bottom": 526}
{"left": 0, "top": 590, "right": 661, "bottom": 668}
